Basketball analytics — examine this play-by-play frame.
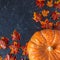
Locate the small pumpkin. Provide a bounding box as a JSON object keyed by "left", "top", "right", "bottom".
{"left": 27, "top": 29, "right": 60, "bottom": 60}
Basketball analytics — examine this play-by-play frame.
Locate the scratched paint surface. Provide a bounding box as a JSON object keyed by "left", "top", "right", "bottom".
{"left": 0, "top": 0, "right": 40, "bottom": 60}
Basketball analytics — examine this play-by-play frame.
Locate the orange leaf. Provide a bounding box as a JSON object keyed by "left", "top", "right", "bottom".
{"left": 9, "top": 41, "right": 20, "bottom": 54}
{"left": 42, "top": 10, "right": 49, "bottom": 17}
{"left": 33, "top": 12, "right": 42, "bottom": 22}
{"left": 21, "top": 43, "right": 28, "bottom": 56}
{"left": 46, "top": 0, "right": 53, "bottom": 7}
{"left": 40, "top": 19, "right": 53, "bottom": 29}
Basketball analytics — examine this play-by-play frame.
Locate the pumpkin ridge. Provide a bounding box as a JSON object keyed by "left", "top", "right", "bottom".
{"left": 41, "top": 29, "right": 55, "bottom": 46}
{"left": 40, "top": 49, "right": 48, "bottom": 60}
{"left": 54, "top": 50, "right": 60, "bottom": 60}
{"left": 51, "top": 30, "right": 57, "bottom": 48}
{"left": 49, "top": 52, "right": 55, "bottom": 60}
{"left": 30, "top": 40, "right": 47, "bottom": 52}
{"left": 30, "top": 40, "right": 49, "bottom": 60}
{"left": 40, "top": 30, "right": 47, "bottom": 44}
{"left": 51, "top": 51, "right": 56, "bottom": 60}
{"left": 52, "top": 30, "right": 60, "bottom": 49}
{"left": 30, "top": 31, "right": 46, "bottom": 46}
{"left": 53, "top": 51, "right": 59, "bottom": 60}
{"left": 30, "top": 41, "right": 40, "bottom": 48}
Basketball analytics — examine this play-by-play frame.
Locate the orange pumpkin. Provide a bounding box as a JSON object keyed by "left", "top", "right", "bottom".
{"left": 27, "top": 29, "right": 60, "bottom": 60}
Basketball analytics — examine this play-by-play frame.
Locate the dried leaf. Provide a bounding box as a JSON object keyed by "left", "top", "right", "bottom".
{"left": 54, "top": 1, "right": 60, "bottom": 9}
{"left": 51, "top": 11, "right": 60, "bottom": 20}
{"left": 54, "top": 21, "right": 60, "bottom": 30}
{"left": 46, "top": 0, "right": 53, "bottom": 7}
{"left": 11, "top": 29, "right": 21, "bottom": 41}
{"left": 0, "top": 40, "right": 6, "bottom": 49}
{"left": 42, "top": 10, "right": 49, "bottom": 17}
{"left": 21, "top": 43, "right": 28, "bottom": 56}
{"left": 40, "top": 19, "right": 53, "bottom": 29}
{"left": 36, "top": 0, "right": 45, "bottom": 8}
{"left": 9, "top": 41, "right": 20, "bottom": 54}
{"left": 4, "top": 54, "right": 16, "bottom": 60}
{"left": 33, "top": 12, "right": 42, "bottom": 22}
{"left": 1, "top": 37, "right": 9, "bottom": 44}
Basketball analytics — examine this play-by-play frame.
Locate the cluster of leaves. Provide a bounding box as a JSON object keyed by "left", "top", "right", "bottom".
{"left": 33, "top": 0, "right": 60, "bottom": 29}
{"left": 0, "top": 30, "right": 28, "bottom": 60}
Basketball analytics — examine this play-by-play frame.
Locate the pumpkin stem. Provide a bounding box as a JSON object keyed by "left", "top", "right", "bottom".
{"left": 47, "top": 46, "right": 53, "bottom": 51}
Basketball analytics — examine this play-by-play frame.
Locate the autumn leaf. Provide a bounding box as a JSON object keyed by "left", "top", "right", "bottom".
{"left": 0, "top": 40, "right": 6, "bottom": 49}
{"left": 11, "top": 29, "right": 21, "bottom": 41}
{"left": 46, "top": 0, "right": 53, "bottom": 7}
{"left": 54, "top": 1, "right": 60, "bottom": 9}
{"left": 40, "top": 19, "right": 53, "bottom": 29}
{"left": 21, "top": 43, "right": 28, "bottom": 56}
{"left": 33, "top": 12, "right": 42, "bottom": 22}
{"left": 4, "top": 54, "right": 16, "bottom": 60}
{"left": 54, "top": 21, "right": 60, "bottom": 30}
{"left": 1, "top": 37, "right": 9, "bottom": 44}
{"left": 42, "top": 10, "right": 49, "bottom": 17}
{"left": 51, "top": 11, "right": 60, "bottom": 20}
{"left": 9, "top": 41, "right": 20, "bottom": 54}
{"left": 36, "top": 0, "right": 45, "bottom": 8}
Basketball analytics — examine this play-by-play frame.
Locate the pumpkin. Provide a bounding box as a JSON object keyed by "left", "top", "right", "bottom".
{"left": 27, "top": 29, "right": 60, "bottom": 60}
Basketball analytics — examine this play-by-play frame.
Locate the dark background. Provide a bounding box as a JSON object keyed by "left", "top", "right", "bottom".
{"left": 0, "top": 0, "right": 41, "bottom": 60}
{"left": 0, "top": 0, "right": 60, "bottom": 60}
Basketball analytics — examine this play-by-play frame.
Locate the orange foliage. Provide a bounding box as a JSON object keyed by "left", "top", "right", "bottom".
{"left": 42, "top": 10, "right": 49, "bottom": 17}
{"left": 9, "top": 41, "right": 20, "bottom": 54}
{"left": 54, "top": 1, "right": 60, "bottom": 9}
{"left": 47, "top": 0, "right": 53, "bottom": 7}
{"left": 21, "top": 43, "right": 28, "bottom": 56}
{"left": 40, "top": 19, "right": 53, "bottom": 29}
{"left": 33, "top": 12, "right": 42, "bottom": 22}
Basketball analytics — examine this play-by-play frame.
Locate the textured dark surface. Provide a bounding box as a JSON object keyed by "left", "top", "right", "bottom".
{"left": 0, "top": 0, "right": 41, "bottom": 60}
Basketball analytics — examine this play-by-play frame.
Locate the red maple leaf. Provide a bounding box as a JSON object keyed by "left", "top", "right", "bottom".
{"left": 21, "top": 43, "right": 28, "bottom": 56}
{"left": 4, "top": 54, "right": 16, "bottom": 60}
{"left": 36, "top": 0, "right": 45, "bottom": 8}
{"left": 11, "top": 29, "right": 21, "bottom": 41}
{"left": 9, "top": 42, "right": 20, "bottom": 54}
{"left": 54, "top": 21, "right": 60, "bottom": 30}
{"left": 54, "top": 2, "right": 60, "bottom": 9}
{"left": 40, "top": 19, "right": 53, "bottom": 29}
{"left": 51, "top": 11, "right": 59, "bottom": 20}
{"left": 1, "top": 37, "right": 9, "bottom": 44}
{"left": 0, "top": 40, "right": 6, "bottom": 49}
